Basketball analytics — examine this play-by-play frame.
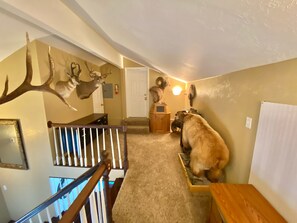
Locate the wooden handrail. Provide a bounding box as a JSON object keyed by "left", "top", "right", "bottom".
{"left": 47, "top": 120, "right": 127, "bottom": 132}
{"left": 59, "top": 160, "right": 111, "bottom": 223}
{"left": 16, "top": 161, "right": 105, "bottom": 223}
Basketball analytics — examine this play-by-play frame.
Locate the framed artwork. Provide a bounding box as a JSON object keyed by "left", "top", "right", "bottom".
{"left": 0, "top": 119, "right": 28, "bottom": 169}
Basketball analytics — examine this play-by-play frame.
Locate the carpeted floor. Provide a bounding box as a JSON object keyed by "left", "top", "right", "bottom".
{"left": 112, "top": 133, "right": 211, "bottom": 223}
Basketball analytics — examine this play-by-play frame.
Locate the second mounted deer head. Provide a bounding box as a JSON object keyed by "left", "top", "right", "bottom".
{"left": 76, "top": 62, "right": 111, "bottom": 99}
{"left": 55, "top": 62, "right": 81, "bottom": 99}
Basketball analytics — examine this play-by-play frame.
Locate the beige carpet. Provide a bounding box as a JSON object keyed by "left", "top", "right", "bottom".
{"left": 112, "top": 133, "right": 211, "bottom": 223}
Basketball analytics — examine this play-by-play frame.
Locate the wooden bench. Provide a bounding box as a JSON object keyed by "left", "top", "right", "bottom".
{"left": 209, "top": 184, "right": 286, "bottom": 223}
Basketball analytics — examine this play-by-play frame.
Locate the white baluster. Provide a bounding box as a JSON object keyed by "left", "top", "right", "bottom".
{"left": 116, "top": 128, "right": 123, "bottom": 169}
{"left": 54, "top": 199, "right": 62, "bottom": 219}
{"left": 71, "top": 128, "right": 78, "bottom": 166}
{"left": 64, "top": 127, "right": 72, "bottom": 166}
{"left": 38, "top": 213, "right": 43, "bottom": 223}
{"left": 96, "top": 128, "right": 101, "bottom": 163}
{"left": 90, "top": 128, "right": 95, "bottom": 167}
{"left": 100, "top": 179, "right": 107, "bottom": 223}
{"left": 57, "top": 196, "right": 64, "bottom": 218}
{"left": 90, "top": 190, "right": 99, "bottom": 223}
{"left": 66, "top": 193, "right": 71, "bottom": 209}
{"left": 83, "top": 128, "right": 87, "bottom": 167}
{"left": 46, "top": 207, "right": 52, "bottom": 223}
{"left": 77, "top": 128, "right": 84, "bottom": 167}
{"left": 96, "top": 184, "right": 103, "bottom": 223}
{"left": 79, "top": 207, "right": 88, "bottom": 223}
{"left": 78, "top": 183, "right": 88, "bottom": 223}
{"left": 102, "top": 128, "right": 106, "bottom": 151}
{"left": 52, "top": 127, "right": 60, "bottom": 165}
{"left": 29, "top": 218, "right": 33, "bottom": 223}
{"left": 109, "top": 129, "right": 116, "bottom": 168}
{"left": 58, "top": 127, "right": 66, "bottom": 165}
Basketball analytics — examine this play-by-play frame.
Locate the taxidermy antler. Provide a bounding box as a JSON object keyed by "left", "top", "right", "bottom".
{"left": 76, "top": 61, "right": 111, "bottom": 99}
{"left": 0, "top": 33, "right": 77, "bottom": 111}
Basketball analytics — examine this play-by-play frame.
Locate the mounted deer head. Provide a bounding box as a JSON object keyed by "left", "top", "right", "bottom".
{"left": 76, "top": 62, "right": 111, "bottom": 99}
{"left": 55, "top": 62, "right": 81, "bottom": 98}
{"left": 0, "top": 33, "right": 77, "bottom": 111}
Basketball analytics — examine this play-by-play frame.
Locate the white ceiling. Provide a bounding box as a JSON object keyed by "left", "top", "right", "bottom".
{"left": 0, "top": 8, "right": 107, "bottom": 68}
{"left": 1, "top": 0, "right": 297, "bottom": 81}
{"left": 0, "top": 8, "right": 49, "bottom": 61}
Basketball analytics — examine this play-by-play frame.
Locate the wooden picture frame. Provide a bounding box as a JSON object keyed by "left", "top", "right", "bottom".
{"left": 0, "top": 119, "right": 28, "bottom": 169}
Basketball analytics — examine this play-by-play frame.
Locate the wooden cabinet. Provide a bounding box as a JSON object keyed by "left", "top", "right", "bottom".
{"left": 149, "top": 113, "right": 171, "bottom": 133}
{"left": 209, "top": 184, "right": 286, "bottom": 223}
{"left": 209, "top": 200, "right": 223, "bottom": 223}
{"left": 69, "top": 113, "right": 108, "bottom": 125}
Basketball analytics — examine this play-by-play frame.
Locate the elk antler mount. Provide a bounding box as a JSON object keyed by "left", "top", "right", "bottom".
{"left": 0, "top": 33, "right": 77, "bottom": 111}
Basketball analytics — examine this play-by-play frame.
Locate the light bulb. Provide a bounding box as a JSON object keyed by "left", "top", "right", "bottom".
{"left": 172, "top": 86, "right": 182, "bottom": 95}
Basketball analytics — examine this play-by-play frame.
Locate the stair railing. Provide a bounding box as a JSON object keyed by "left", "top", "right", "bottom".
{"left": 16, "top": 160, "right": 112, "bottom": 223}
{"left": 47, "top": 122, "right": 128, "bottom": 173}
{"left": 59, "top": 160, "right": 112, "bottom": 223}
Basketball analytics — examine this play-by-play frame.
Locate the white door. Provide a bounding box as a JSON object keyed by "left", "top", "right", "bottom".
{"left": 125, "top": 67, "right": 149, "bottom": 117}
{"left": 92, "top": 84, "right": 104, "bottom": 113}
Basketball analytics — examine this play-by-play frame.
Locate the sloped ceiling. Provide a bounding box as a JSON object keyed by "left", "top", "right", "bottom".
{"left": 1, "top": 0, "right": 297, "bottom": 82}
{"left": 0, "top": 8, "right": 49, "bottom": 61}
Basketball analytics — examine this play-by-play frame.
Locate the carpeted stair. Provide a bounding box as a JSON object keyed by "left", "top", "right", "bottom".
{"left": 122, "top": 117, "right": 150, "bottom": 134}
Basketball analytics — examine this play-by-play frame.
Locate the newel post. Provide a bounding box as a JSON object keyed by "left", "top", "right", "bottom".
{"left": 103, "top": 160, "right": 112, "bottom": 223}
{"left": 123, "top": 125, "right": 129, "bottom": 175}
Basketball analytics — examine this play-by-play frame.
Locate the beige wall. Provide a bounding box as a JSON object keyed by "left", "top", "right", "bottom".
{"left": 0, "top": 189, "right": 9, "bottom": 222}
{"left": 190, "top": 58, "right": 297, "bottom": 183}
{"left": 0, "top": 41, "right": 86, "bottom": 220}
{"left": 101, "top": 63, "right": 123, "bottom": 125}
{"left": 123, "top": 58, "right": 143, "bottom": 67}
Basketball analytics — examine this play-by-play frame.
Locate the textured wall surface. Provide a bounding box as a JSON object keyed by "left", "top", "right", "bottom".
{"left": 191, "top": 57, "right": 297, "bottom": 183}
{"left": 0, "top": 189, "right": 10, "bottom": 222}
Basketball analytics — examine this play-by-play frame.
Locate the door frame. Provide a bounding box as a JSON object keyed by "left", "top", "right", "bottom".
{"left": 125, "top": 67, "right": 149, "bottom": 118}
{"left": 92, "top": 84, "right": 104, "bottom": 113}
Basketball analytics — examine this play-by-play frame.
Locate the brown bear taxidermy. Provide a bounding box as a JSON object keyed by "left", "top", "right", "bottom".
{"left": 181, "top": 113, "right": 229, "bottom": 182}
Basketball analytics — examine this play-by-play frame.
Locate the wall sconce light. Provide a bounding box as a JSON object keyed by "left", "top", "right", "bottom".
{"left": 172, "top": 86, "right": 182, "bottom": 95}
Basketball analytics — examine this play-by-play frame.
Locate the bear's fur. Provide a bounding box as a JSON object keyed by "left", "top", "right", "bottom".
{"left": 181, "top": 113, "right": 229, "bottom": 182}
